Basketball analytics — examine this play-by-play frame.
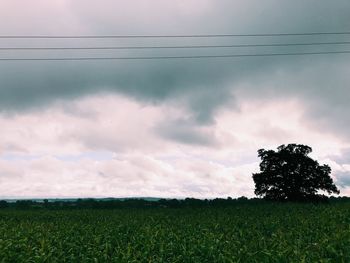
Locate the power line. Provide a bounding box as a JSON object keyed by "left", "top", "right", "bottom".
{"left": 1, "top": 41, "right": 350, "bottom": 50}
{"left": 0, "top": 50, "right": 349, "bottom": 61}
{"left": 0, "top": 31, "right": 350, "bottom": 38}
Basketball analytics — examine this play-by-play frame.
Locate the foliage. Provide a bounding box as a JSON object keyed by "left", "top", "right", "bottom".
{"left": 253, "top": 144, "right": 339, "bottom": 201}
{"left": 0, "top": 203, "right": 350, "bottom": 262}
{"left": 1, "top": 197, "right": 255, "bottom": 209}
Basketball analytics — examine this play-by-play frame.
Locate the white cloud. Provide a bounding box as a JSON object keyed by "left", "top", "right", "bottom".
{"left": 0, "top": 94, "right": 347, "bottom": 197}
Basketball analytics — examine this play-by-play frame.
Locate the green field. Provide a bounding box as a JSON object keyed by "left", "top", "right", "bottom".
{"left": 0, "top": 203, "right": 349, "bottom": 262}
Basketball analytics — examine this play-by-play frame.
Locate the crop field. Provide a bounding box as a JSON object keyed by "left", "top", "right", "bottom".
{"left": 0, "top": 203, "right": 349, "bottom": 262}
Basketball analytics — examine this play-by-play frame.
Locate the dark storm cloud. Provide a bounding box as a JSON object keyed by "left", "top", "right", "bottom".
{"left": 0, "top": 0, "right": 350, "bottom": 133}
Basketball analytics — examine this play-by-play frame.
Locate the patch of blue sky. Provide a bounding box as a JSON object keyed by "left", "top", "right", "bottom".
{"left": 55, "top": 151, "right": 114, "bottom": 162}
{"left": 0, "top": 153, "right": 42, "bottom": 161}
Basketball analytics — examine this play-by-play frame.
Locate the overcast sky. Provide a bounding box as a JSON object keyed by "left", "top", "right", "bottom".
{"left": 0, "top": 0, "right": 350, "bottom": 198}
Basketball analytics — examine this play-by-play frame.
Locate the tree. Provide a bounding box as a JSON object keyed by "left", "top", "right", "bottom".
{"left": 253, "top": 144, "right": 339, "bottom": 201}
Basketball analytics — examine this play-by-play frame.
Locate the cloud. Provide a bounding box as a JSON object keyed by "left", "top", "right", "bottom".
{"left": 1, "top": 1, "right": 350, "bottom": 197}
{"left": 0, "top": 0, "right": 349, "bottom": 130}
{"left": 0, "top": 153, "right": 255, "bottom": 199}
{"left": 155, "top": 118, "right": 219, "bottom": 146}
{"left": 334, "top": 171, "right": 350, "bottom": 188}
{"left": 0, "top": 94, "right": 347, "bottom": 197}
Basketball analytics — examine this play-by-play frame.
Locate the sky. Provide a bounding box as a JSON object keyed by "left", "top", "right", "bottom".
{"left": 0, "top": 0, "right": 350, "bottom": 198}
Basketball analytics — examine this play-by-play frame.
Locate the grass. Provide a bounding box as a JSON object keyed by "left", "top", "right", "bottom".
{"left": 0, "top": 202, "right": 349, "bottom": 262}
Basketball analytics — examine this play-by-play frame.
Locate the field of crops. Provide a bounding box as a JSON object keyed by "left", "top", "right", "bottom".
{"left": 0, "top": 203, "right": 349, "bottom": 262}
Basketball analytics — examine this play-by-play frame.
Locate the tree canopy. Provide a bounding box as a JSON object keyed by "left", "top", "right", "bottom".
{"left": 253, "top": 144, "right": 339, "bottom": 201}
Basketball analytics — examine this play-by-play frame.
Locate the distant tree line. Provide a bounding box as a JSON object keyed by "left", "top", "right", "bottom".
{"left": 0, "top": 196, "right": 350, "bottom": 209}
